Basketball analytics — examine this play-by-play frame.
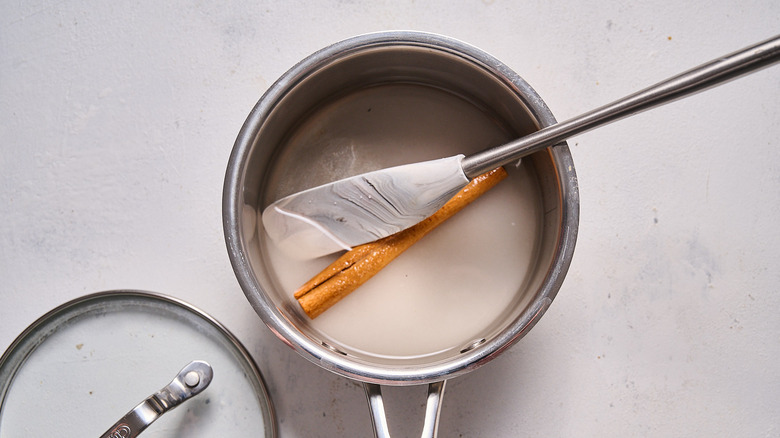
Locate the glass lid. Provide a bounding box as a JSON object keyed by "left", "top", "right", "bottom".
{"left": 0, "top": 290, "right": 276, "bottom": 437}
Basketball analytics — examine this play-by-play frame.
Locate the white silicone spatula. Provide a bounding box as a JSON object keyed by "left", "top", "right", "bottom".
{"left": 264, "top": 35, "right": 780, "bottom": 259}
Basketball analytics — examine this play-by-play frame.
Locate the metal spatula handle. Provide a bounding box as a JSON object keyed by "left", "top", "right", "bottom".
{"left": 461, "top": 34, "right": 780, "bottom": 178}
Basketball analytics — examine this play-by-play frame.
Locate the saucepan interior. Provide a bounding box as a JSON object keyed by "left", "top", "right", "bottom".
{"left": 223, "top": 32, "right": 578, "bottom": 385}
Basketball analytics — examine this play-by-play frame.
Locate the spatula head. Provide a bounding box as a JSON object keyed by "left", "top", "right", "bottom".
{"left": 262, "top": 155, "right": 469, "bottom": 259}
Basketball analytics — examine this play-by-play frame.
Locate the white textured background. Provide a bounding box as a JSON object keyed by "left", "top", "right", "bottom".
{"left": 2, "top": 1, "right": 779, "bottom": 436}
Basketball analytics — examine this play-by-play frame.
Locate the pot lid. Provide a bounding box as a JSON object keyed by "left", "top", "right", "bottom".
{"left": 0, "top": 290, "right": 276, "bottom": 437}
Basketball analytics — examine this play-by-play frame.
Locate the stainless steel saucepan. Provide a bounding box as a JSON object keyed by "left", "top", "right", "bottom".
{"left": 223, "top": 30, "right": 580, "bottom": 437}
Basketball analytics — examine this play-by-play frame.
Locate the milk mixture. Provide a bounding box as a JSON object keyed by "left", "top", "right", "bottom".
{"left": 260, "top": 83, "right": 544, "bottom": 359}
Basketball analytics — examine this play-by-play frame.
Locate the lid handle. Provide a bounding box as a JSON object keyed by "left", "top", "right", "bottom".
{"left": 99, "top": 360, "right": 213, "bottom": 438}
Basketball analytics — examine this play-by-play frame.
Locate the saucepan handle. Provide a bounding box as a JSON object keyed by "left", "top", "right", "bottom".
{"left": 363, "top": 380, "right": 447, "bottom": 438}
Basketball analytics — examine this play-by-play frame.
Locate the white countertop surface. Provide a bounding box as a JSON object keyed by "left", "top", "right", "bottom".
{"left": 2, "top": 1, "right": 779, "bottom": 436}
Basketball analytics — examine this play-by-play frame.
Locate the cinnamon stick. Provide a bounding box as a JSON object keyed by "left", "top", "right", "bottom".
{"left": 295, "top": 166, "right": 508, "bottom": 318}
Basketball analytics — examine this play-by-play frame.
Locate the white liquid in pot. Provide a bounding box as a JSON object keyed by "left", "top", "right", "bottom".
{"left": 260, "top": 84, "right": 544, "bottom": 359}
